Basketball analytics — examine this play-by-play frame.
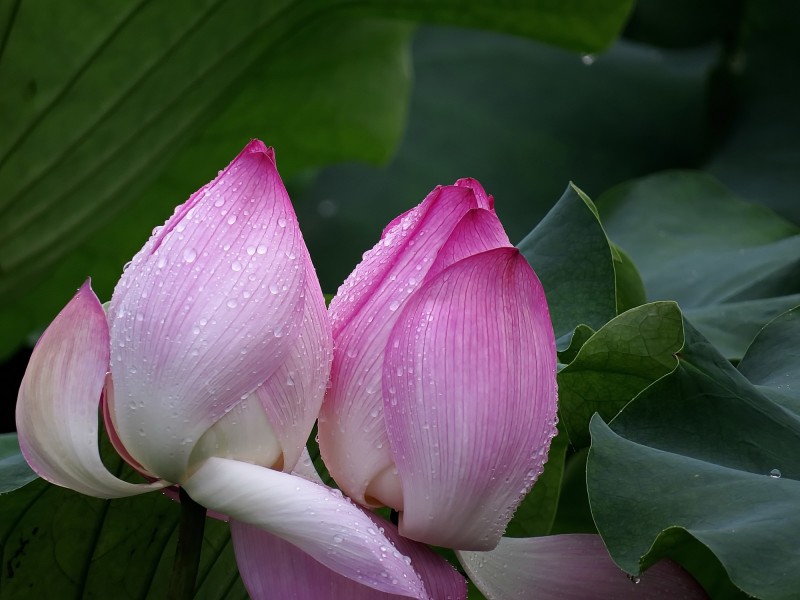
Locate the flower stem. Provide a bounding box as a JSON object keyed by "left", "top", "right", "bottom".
{"left": 168, "top": 487, "right": 207, "bottom": 600}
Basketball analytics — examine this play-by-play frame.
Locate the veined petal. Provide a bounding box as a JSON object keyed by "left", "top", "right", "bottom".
{"left": 426, "top": 208, "right": 511, "bottom": 281}
{"left": 383, "top": 248, "right": 557, "bottom": 549}
{"left": 16, "top": 281, "right": 166, "bottom": 498}
{"left": 108, "top": 141, "right": 306, "bottom": 482}
{"left": 183, "top": 457, "right": 428, "bottom": 599}
{"left": 457, "top": 535, "right": 708, "bottom": 599}
{"left": 257, "top": 245, "right": 333, "bottom": 473}
{"left": 454, "top": 178, "right": 493, "bottom": 210}
{"left": 320, "top": 184, "right": 480, "bottom": 506}
{"left": 231, "top": 511, "right": 466, "bottom": 600}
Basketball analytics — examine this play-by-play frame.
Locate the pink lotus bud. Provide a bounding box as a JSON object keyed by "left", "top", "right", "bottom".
{"left": 319, "top": 179, "right": 558, "bottom": 550}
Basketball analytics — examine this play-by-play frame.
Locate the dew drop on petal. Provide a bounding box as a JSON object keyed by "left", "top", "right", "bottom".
{"left": 183, "top": 248, "right": 197, "bottom": 263}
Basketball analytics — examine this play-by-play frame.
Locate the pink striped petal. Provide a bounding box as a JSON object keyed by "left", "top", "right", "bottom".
{"left": 183, "top": 457, "right": 428, "bottom": 599}
{"left": 16, "top": 281, "right": 166, "bottom": 498}
{"left": 320, "top": 185, "right": 481, "bottom": 506}
{"left": 457, "top": 535, "right": 708, "bottom": 599}
{"left": 426, "top": 208, "right": 511, "bottom": 281}
{"left": 453, "top": 178, "right": 493, "bottom": 209}
{"left": 383, "top": 248, "right": 558, "bottom": 549}
{"left": 257, "top": 245, "right": 333, "bottom": 473}
{"left": 108, "top": 141, "right": 306, "bottom": 483}
{"left": 231, "top": 511, "right": 466, "bottom": 600}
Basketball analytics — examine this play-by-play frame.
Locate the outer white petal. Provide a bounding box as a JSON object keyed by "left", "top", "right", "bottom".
{"left": 108, "top": 141, "right": 306, "bottom": 483}
{"left": 183, "top": 457, "right": 428, "bottom": 598}
{"left": 16, "top": 281, "right": 166, "bottom": 498}
{"left": 256, "top": 244, "right": 333, "bottom": 473}
{"left": 457, "top": 535, "right": 708, "bottom": 600}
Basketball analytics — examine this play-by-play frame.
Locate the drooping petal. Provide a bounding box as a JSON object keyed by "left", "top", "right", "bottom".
{"left": 256, "top": 244, "right": 333, "bottom": 473}
{"left": 16, "top": 281, "right": 166, "bottom": 498}
{"left": 457, "top": 535, "right": 709, "bottom": 599}
{"left": 231, "top": 510, "right": 466, "bottom": 600}
{"left": 383, "top": 248, "right": 557, "bottom": 549}
{"left": 320, "top": 184, "right": 481, "bottom": 506}
{"left": 182, "top": 457, "right": 428, "bottom": 599}
{"left": 108, "top": 141, "right": 306, "bottom": 483}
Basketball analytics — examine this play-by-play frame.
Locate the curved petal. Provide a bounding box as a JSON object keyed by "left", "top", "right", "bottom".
{"left": 257, "top": 244, "right": 333, "bottom": 473}
{"left": 453, "top": 178, "right": 493, "bottom": 210}
{"left": 383, "top": 248, "right": 558, "bottom": 549}
{"left": 457, "top": 535, "right": 708, "bottom": 599}
{"left": 232, "top": 511, "right": 466, "bottom": 600}
{"left": 183, "top": 457, "right": 428, "bottom": 599}
{"left": 320, "top": 184, "right": 481, "bottom": 506}
{"left": 108, "top": 141, "right": 306, "bottom": 482}
{"left": 16, "top": 281, "right": 166, "bottom": 498}
{"left": 426, "top": 208, "right": 511, "bottom": 281}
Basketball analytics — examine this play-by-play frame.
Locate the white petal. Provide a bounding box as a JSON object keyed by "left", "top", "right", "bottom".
{"left": 183, "top": 457, "right": 428, "bottom": 598}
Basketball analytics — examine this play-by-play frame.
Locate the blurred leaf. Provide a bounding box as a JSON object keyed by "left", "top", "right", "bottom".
{"left": 587, "top": 320, "right": 800, "bottom": 600}
{"left": 598, "top": 170, "right": 800, "bottom": 358}
{"left": 0, "top": 0, "right": 649, "bottom": 361}
{"left": 357, "top": 0, "right": 634, "bottom": 53}
{"left": 0, "top": 10, "right": 413, "bottom": 360}
{"left": 558, "top": 301, "right": 683, "bottom": 447}
{"left": 0, "top": 450, "right": 244, "bottom": 598}
{"left": 623, "top": 0, "right": 743, "bottom": 49}
{"left": 738, "top": 305, "right": 800, "bottom": 415}
{"left": 297, "top": 28, "right": 714, "bottom": 294}
{"left": 0, "top": 433, "right": 36, "bottom": 494}
{"left": 505, "top": 424, "right": 569, "bottom": 537}
{"left": 707, "top": 0, "right": 800, "bottom": 225}
{"left": 683, "top": 294, "right": 800, "bottom": 360}
{"left": 519, "top": 184, "right": 617, "bottom": 347}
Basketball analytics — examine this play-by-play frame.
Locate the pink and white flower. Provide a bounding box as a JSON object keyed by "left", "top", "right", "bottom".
{"left": 318, "top": 179, "right": 559, "bottom": 551}
{"left": 15, "top": 140, "right": 433, "bottom": 598}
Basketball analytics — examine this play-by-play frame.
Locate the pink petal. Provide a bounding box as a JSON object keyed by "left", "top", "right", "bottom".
{"left": 426, "top": 208, "right": 511, "bottom": 281}
{"left": 232, "top": 511, "right": 466, "bottom": 600}
{"left": 16, "top": 281, "right": 166, "bottom": 498}
{"left": 454, "top": 178, "right": 494, "bottom": 210}
{"left": 256, "top": 244, "right": 333, "bottom": 472}
{"left": 457, "top": 535, "right": 708, "bottom": 599}
{"left": 182, "top": 457, "right": 428, "bottom": 598}
{"left": 320, "top": 184, "right": 482, "bottom": 506}
{"left": 108, "top": 141, "right": 306, "bottom": 483}
{"left": 383, "top": 248, "right": 558, "bottom": 549}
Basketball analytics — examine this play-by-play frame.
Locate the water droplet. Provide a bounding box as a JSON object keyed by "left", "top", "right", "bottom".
{"left": 627, "top": 575, "right": 640, "bottom": 584}
{"left": 183, "top": 248, "right": 197, "bottom": 263}
{"left": 389, "top": 300, "right": 400, "bottom": 312}
{"left": 226, "top": 299, "right": 238, "bottom": 308}
{"left": 581, "top": 54, "right": 595, "bottom": 66}
{"left": 257, "top": 245, "right": 267, "bottom": 255}
{"left": 246, "top": 246, "right": 256, "bottom": 256}
{"left": 769, "top": 468, "right": 782, "bottom": 479}
{"left": 332, "top": 534, "right": 344, "bottom": 544}
{"left": 269, "top": 282, "right": 280, "bottom": 294}
{"left": 214, "top": 197, "right": 225, "bottom": 207}
{"left": 278, "top": 217, "right": 287, "bottom": 228}
{"left": 227, "top": 215, "right": 237, "bottom": 225}
{"left": 231, "top": 261, "right": 242, "bottom": 272}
